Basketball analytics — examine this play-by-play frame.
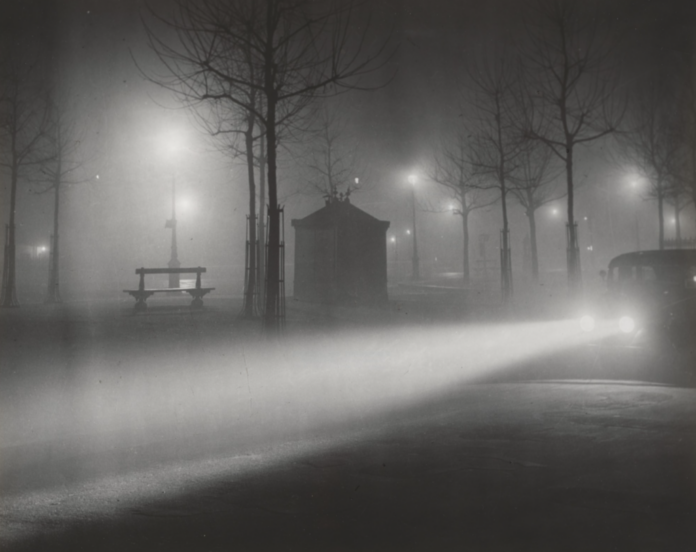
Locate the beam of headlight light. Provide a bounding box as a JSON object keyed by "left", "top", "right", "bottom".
{"left": 0, "top": 318, "right": 617, "bottom": 542}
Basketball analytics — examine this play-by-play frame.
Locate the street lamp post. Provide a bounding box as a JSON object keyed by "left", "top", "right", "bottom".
{"left": 408, "top": 174, "right": 420, "bottom": 280}
{"left": 166, "top": 177, "right": 180, "bottom": 288}
{"left": 583, "top": 216, "right": 596, "bottom": 275}
{"left": 629, "top": 178, "right": 642, "bottom": 251}
{"left": 161, "top": 131, "right": 188, "bottom": 288}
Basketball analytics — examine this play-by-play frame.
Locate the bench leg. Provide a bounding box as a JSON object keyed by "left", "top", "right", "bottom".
{"left": 134, "top": 298, "right": 148, "bottom": 312}
{"left": 184, "top": 289, "right": 210, "bottom": 310}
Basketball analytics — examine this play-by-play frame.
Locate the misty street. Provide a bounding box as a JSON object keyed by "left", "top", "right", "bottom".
{"left": 3, "top": 0, "right": 696, "bottom": 550}
{"left": 2, "top": 293, "right": 696, "bottom": 551}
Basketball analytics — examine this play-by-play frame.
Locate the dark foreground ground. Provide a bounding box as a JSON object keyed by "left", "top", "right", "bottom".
{"left": 2, "top": 289, "right": 696, "bottom": 551}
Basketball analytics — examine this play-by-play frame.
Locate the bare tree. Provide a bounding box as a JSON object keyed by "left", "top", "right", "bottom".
{"left": 521, "top": 0, "right": 624, "bottom": 293}
{"left": 142, "top": 0, "right": 391, "bottom": 329}
{"left": 664, "top": 187, "right": 693, "bottom": 243}
{"left": 465, "top": 49, "right": 522, "bottom": 302}
{"left": 193, "top": 85, "right": 264, "bottom": 318}
{"left": 429, "top": 131, "right": 494, "bottom": 285}
{"left": 675, "top": 59, "right": 696, "bottom": 229}
{"left": 302, "top": 97, "right": 363, "bottom": 200}
{"left": 618, "top": 78, "right": 681, "bottom": 250}
{"left": 509, "top": 142, "right": 562, "bottom": 282}
{"left": 141, "top": 1, "right": 267, "bottom": 319}
{"left": 31, "top": 95, "right": 91, "bottom": 304}
{"left": 665, "top": 129, "right": 695, "bottom": 245}
{"left": 0, "top": 51, "right": 51, "bottom": 308}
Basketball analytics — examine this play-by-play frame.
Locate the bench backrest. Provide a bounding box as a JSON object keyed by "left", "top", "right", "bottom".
{"left": 136, "top": 267, "right": 206, "bottom": 275}
{"left": 135, "top": 267, "right": 207, "bottom": 291}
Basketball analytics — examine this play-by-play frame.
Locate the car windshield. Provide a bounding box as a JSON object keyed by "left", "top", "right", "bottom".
{"left": 610, "top": 262, "right": 695, "bottom": 288}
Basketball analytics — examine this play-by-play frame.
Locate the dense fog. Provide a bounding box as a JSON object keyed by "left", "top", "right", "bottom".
{"left": 3, "top": 2, "right": 696, "bottom": 550}
{"left": 2, "top": 0, "right": 695, "bottom": 305}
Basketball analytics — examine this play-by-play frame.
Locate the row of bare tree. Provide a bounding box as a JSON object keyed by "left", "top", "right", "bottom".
{"left": 4, "top": 0, "right": 694, "bottom": 311}
{"left": 428, "top": 1, "right": 627, "bottom": 299}
{"left": 619, "top": 73, "right": 696, "bottom": 249}
{"left": 0, "top": 40, "right": 86, "bottom": 308}
{"left": 146, "top": 0, "right": 696, "bottom": 308}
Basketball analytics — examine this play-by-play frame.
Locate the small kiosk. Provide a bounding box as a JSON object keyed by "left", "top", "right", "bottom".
{"left": 291, "top": 196, "right": 390, "bottom": 305}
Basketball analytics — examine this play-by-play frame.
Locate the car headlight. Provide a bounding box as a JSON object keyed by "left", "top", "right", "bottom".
{"left": 579, "top": 315, "right": 596, "bottom": 332}
{"left": 618, "top": 316, "right": 636, "bottom": 334}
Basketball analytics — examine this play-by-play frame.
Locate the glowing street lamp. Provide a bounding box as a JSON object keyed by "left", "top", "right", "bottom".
{"left": 582, "top": 215, "right": 596, "bottom": 273}
{"left": 389, "top": 235, "right": 398, "bottom": 276}
{"left": 161, "top": 131, "right": 187, "bottom": 288}
{"left": 408, "top": 174, "right": 420, "bottom": 280}
{"left": 176, "top": 196, "right": 195, "bottom": 215}
{"left": 627, "top": 176, "right": 643, "bottom": 250}
{"left": 164, "top": 181, "right": 180, "bottom": 287}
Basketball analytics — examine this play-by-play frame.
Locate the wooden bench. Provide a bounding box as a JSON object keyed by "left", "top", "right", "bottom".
{"left": 124, "top": 267, "right": 214, "bottom": 312}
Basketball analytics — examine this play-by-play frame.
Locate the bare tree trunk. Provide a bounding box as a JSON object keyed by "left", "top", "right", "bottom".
{"left": 1, "top": 161, "right": 19, "bottom": 308}
{"left": 499, "top": 174, "right": 512, "bottom": 301}
{"left": 257, "top": 136, "right": 266, "bottom": 311}
{"left": 46, "top": 172, "right": 62, "bottom": 303}
{"left": 264, "top": 88, "right": 281, "bottom": 329}
{"left": 526, "top": 206, "right": 540, "bottom": 283}
{"left": 657, "top": 188, "right": 665, "bottom": 250}
{"left": 461, "top": 211, "right": 470, "bottom": 285}
{"left": 411, "top": 185, "right": 420, "bottom": 280}
{"left": 565, "top": 146, "right": 581, "bottom": 293}
{"left": 242, "top": 120, "right": 257, "bottom": 318}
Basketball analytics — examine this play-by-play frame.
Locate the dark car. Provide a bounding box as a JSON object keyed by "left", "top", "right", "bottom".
{"left": 580, "top": 249, "right": 696, "bottom": 346}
